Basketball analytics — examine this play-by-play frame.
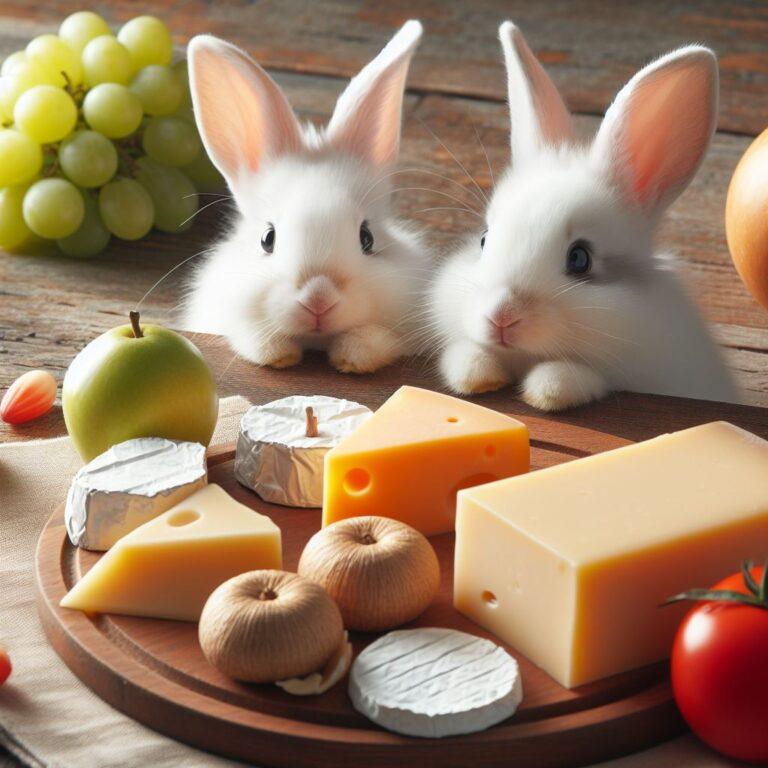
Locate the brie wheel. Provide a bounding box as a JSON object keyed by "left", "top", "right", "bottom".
{"left": 65, "top": 437, "right": 207, "bottom": 550}
{"left": 349, "top": 628, "right": 523, "bottom": 738}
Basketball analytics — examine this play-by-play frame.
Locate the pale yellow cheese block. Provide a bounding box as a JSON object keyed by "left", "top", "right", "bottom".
{"left": 454, "top": 421, "right": 768, "bottom": 688}
{"left": 323, "top": 386, "right": 529, "bottom": 536}
{"left": 60, "top": 484, "right": 282, "bottom": 621}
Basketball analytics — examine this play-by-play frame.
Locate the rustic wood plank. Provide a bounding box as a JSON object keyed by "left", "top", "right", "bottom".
{"left": 0, "top": 0, "right": 765, "bottom": 135}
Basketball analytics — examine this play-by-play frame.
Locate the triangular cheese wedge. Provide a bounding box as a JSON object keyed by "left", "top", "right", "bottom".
{"left": 60, "top": 484, "right": 282, "bottom": 621}
{"left": 322, "top": 386, "right": 529, "bottom": 536}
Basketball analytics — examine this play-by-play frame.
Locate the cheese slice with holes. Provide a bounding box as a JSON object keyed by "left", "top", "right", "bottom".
{"left": 322, "top": 386, "right": 529, "bottom": 536}
{"left": 455, "top": 421, "right": 768, "bottom": 688}
{"left": 349, "top": 628, "right": 523, "bottom": 737}
{"left": 65, "top": 437, "right": 207, "bottom": 551}
{"left": 60, "top": 484, "right": 282, "bottom": 621}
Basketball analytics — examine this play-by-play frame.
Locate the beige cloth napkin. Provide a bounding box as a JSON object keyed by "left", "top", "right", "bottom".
{"left": 0, "top": 396, "right": 736, "bottom": 768}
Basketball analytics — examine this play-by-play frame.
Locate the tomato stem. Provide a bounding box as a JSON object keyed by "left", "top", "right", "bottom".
{"left": 663, "top": 561, "right": 768, "bottom": 610}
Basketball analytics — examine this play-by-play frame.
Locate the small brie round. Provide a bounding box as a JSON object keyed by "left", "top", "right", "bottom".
{"left": 349, "top": 627, "right": 523, "bottom": 738}
{"left": 234, "top": 395, "right": 372, "bottom": 508}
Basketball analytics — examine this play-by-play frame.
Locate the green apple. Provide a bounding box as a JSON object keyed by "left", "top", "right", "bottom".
{"left": 63, "top": 311, "right": 218, "bottom": 461}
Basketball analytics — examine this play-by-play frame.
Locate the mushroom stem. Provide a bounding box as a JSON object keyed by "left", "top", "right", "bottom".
{"left": 305, "top": 406, "right": 319, "bottom": 438}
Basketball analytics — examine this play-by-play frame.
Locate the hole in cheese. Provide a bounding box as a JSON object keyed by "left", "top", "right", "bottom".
{"left": 344, "top": 468, "right": 371, "bottom": 495}
{"left": 482, "top": 590, "right": 498, "bottom": 608}
{"left": 447, "top": 416, "right": 459, "bottom": 423}
{"left": 166, "top": 509, "right": 201, "bottom": 527}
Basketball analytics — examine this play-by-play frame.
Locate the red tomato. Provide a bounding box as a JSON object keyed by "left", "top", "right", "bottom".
{"left": 0, "top": 647, "right": 11, "bottom": 686}
{"left": 671, "top": 566, "right": 768, "bottom": 763}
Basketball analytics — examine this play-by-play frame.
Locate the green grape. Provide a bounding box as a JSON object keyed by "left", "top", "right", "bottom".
{"left": 0, "top": 184, "right": 34, "bottom": 250}
{"left": 59, "top": 130, "right": 118, "bottom": 188}
{"left": 59, "top": 11, "right": 112, "bottom": 54}
{"left": 172, "top": 103, "right": 195, "bottom": 124}
{"left": 14, "top": 85, "right": 77, "bottom": 144}
{"left": 1, "top": 58, "right": 61, "bottom": 114}
{"left": 26, "top": 34, "right": 83, "bottom": 86}
{"left": 129, "top": 64, "right": 183, "bottom": 116}
{"left": 83, "top": 83, "right": 143, "bottom": 138}
{"left": 0, "top": 80, "right": 14, "bottom": 124}
{"left": 98, "top": 177, "right": 154, "bottom": 240}
{"left": 117, "top": 16, "right": 173, "bottom": 68}
{"left": 23, "top": 177, "right": 84, "bottom": 239}
{"left": 57, "top": 190, "right": 110, "bottom": 257}
{"left": 1, "top": 51, "right": 26, "bottom": 76}
{"left": 82, "top": 35, "right": 134, "bottom": 86}
{"left": 142, "top": 116, "right": 201, "bottom": 167}
{"left": 172, "top": 59, "right": 192, "bottom": 107}
{"left": 136, "top": 157, "right": 197, "bottom": 232}
{"left": 0, "top": 129, "right": 43, "bottom": 187}
{"left": 183, "top": 151, "right": 225, "bottom": 193}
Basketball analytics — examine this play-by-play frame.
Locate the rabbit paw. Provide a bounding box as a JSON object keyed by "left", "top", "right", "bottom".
{"left": 329, "top": 325, "right": 401, "bottom": 374}
{"left": 522, "top": 361, "right": 608, "bottom": 411}
{"left": 440, "top": 340, "right": 508, "bottom": 394}
{"left": 233, "top": 336, "right": 303, "bottom": 369}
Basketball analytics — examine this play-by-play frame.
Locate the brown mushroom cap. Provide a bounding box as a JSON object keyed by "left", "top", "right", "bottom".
{"left": 198, "top": 570, "right": 344, "bottom": 682}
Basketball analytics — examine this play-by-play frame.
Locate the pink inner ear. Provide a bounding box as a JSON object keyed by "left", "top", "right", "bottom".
{"left": 191, "top": 42, "right": 302, "bottom": 186}
{"left": 617, "top": 61, "right": 714, "bottom": 211}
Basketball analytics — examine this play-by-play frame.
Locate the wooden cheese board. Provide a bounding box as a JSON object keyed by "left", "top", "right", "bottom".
{"left": 36, "top": 435, "right": 690, "bottom": 768}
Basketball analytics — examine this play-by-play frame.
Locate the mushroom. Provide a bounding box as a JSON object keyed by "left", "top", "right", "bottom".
{"left": 298, "top": 516, "right": 440, "bottom": 631}
{"left": 198, "top": 570, "right": 344, "bottom": 682}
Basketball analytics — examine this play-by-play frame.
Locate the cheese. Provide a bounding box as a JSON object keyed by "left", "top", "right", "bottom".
{"left": 235, "top": 395, "right": 372, "bottom": 507}
{"left": 454, "top": 421, "right": 768, "bottom": 689}
{"left": 323, "top": 386, "right": 529, "bottom": 536}
{"left": 276, "top": 632, "right": 352, "bottom": 696}
{"left": 60, "top": 484, "right": 282, "bottom": 621}
{"left": 65, "top": 437, "right": 207, "bottom": 551}
{"left": 348, "top": 628, "right": 523, "bottom": 737}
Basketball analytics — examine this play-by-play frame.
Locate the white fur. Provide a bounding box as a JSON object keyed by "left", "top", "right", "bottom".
{"left": 181, "top": 22, "right": 427, "bottom": 373}
{"left": 429, "top": 22, "right": 737, "bottom": 411}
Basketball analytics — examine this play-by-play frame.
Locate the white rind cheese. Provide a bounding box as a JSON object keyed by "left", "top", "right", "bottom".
{"left": 234, "top": 395, "right": 372, "bottom": 508}
{"left": 65, "top": 438, "right": 207, "bottom": 551}
{"left": 348, "top": 627, "right": 523, "bottom": 738}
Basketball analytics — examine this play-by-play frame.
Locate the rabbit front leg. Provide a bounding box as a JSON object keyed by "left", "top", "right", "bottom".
{"left": 231, "top": 332, "right": 303, "bottom": 369}
{"left": 440, "top": 339, "right": 510, "bottom": 394}
{"left": 522, "top": 360, "right": 608, "bottom": 411}
{"left": 329, "top": 324, "right": 402, "bottom": 374}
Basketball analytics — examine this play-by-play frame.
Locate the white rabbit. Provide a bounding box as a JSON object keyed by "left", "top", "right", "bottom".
{"left": 429, "top": 21, "right": 738, "bottom": 411}
{"left": 181, "top": 22, "right": 427, "bottom": 373}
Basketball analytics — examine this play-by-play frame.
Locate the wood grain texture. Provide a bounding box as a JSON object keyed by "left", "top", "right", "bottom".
{"left": 36, "top": 441, "right": 687, "bottom": 768}
{"left": 0, "top": 0, "right": 765, "bottom": 135}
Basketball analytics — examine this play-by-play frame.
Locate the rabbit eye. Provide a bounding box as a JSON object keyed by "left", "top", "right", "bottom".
{"left": 566, "top": 242, "right": 592, "bottom": 275}
{"left": 261, "top": 225, "right": 275, "bottom": 254}
{"left": 360, "top": 222, "right": 374, "bottom": 254}
{"left": 480, "top": 231, "right": 487, "bottom": 250}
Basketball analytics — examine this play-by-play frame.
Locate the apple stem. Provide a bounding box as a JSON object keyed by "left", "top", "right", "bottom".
{"left": 129, "top": 311, "right": 143, "bottom": 339}
{"left": 305, "top": 406, "right": 319, "bottom": 438}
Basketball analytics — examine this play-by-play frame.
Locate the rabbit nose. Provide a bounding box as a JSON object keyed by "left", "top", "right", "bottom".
{"left": 299, "top": 295, "right": 338, "bottom": 317}
{"left": 488, "top": 305, "right": 522, "bottom": 329}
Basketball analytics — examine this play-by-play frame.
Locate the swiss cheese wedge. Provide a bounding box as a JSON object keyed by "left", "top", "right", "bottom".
{"left": 322, "top": 386, "right": 529, "bottom": 536}
{"left": 60, "top": 484, "right": 282, "bottom": 621}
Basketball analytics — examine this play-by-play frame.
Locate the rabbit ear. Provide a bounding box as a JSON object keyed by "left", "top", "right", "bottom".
{"left": 591, "top": 46, "right": 718, "bottom": 216}
{"left": 326, "top": 20, "right": 422, "bottom": 167}
{"left": 188, "top": 35, "right": 303, "bottom": 196}
{"left": 499, "top": 21, "right": 573, "bottom": 161}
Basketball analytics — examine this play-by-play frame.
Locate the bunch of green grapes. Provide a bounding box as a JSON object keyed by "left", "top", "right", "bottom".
{"left": 0, "top": 11, "right": 224, "bottom": 258}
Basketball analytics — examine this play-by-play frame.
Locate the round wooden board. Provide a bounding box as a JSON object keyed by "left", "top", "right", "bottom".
{"left": 35, "top": 442, "right": 683, "bottom": 768}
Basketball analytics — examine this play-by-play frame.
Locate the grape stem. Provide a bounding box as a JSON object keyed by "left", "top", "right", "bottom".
{"left": 129, "top": 311, "right": 143, "bottom": 338}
